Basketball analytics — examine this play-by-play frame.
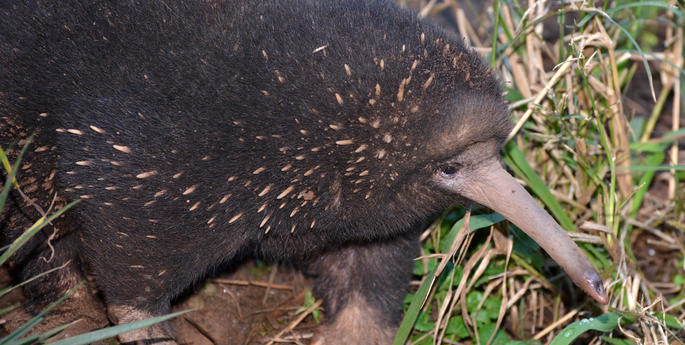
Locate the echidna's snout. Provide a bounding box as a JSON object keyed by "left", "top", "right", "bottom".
{"left": 435, "top": 156, "right": 608, "bottom": 305}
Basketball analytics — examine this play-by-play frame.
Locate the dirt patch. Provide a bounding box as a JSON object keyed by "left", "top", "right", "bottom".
{"left": 171, "top": 262, "right": 317, "bottom": 345}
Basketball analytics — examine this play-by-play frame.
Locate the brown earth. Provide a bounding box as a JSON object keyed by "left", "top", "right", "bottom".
{"left": 0, "top": 262, "right": 319, "bottom": 345}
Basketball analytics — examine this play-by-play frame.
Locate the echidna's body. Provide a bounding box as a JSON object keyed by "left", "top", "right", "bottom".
{"left": 1, "top": 1, "right": 606, "bottom": 344}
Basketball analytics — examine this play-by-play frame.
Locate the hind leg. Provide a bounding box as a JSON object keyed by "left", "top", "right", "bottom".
{"left": 85, "top": 248, "right": 181, "bottom": 345}
{"left": 306, "top": 232, "right": 419, "bottom": 345}
{"left": 92, "top": 265, "right": 178, "bottom": 345}
{"left": 79, "top": 223, "right": 243, "bottom": 345}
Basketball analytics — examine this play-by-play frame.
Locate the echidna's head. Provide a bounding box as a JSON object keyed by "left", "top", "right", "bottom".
{"left": 299, "top": 36, "right": 608, "bottom": 305}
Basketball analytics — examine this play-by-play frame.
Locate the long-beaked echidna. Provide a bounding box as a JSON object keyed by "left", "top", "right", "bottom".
{"left": 0, "top": 0, "right": 607, "bottom": 344}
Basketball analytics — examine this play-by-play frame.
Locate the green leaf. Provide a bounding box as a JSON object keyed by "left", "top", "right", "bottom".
{"left": 510, "top": 225, "right": 545, "bottom": 270}
{"left": 445, "top": 316, "right": 469, "bottom": 339}
{"left": 411, "top": 335, "right": 434, "bottom": 345}
{"left": 474, "top": 265, "right": 504, "bottom": 288}
{"left": 654, "top": 312, "right": 683, "bottom": 330}
{"left": 549, "top": 312, "right": 637, "bottom": 345}
{"left": 477, "top": 322, "right": 509, "bottom": 345}
{"left": 440, "top": 213, "right": 505, "bottom": 253}
{"left": 466, "top": 291, "right": 483, "bottom": 313}
{"left": 483, "top": 296, "right": 502, "bottom": 320}
{"left": 504, "top": 86, "right": 525, "bottom": 104}
{"left": 630, "top": 141, "right": 670, "bottom": 153}
{"left": 630, "top": 152, "right": 665, "bottom": 217}
{"left": 510, "top": 341, "right": 543, "bottom": 345}
{"left": 296, "top": 289, "right": 320, "bottom": 323}
{"left": 414, "top": 310, "right": 435, "bottom": 332}
{"left": 474, "top": 308, "right": 490, "bottom": 326}
{"left": 629, "top": 117, "right": 645, "bottom": 142}
{"left": 394, "top": 265, "right": 436, "bottom": 345}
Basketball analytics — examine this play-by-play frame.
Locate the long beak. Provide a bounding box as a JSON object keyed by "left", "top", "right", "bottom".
{"left": 457, "top": 160, "right": 608, "bottom": 304}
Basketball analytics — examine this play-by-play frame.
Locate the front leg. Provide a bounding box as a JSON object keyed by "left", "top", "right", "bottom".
{"left": 306, "top": 233, "right": 419, "bottom": 345}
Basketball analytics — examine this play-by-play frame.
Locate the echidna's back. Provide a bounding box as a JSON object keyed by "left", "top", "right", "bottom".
{"left": 2, "top": 0, "right": 495, "bottom": 245}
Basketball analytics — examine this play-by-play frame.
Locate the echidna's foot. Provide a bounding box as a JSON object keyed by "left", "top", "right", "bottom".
{"left": 311, "top": 294, "right": 397, "bottom": 345}
{"left": 108, "top": 305, "right": 177, "bottom": 345}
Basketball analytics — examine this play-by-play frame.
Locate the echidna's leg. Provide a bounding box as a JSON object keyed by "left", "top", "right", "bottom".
{"left": 307, "top": 233, "right": 419, "bottom": 345}
{"left": 94, "top": 261, "right": 179, "bottom": 345}
{"left": 80, "top": 228, "right": 216, "bottom": 345}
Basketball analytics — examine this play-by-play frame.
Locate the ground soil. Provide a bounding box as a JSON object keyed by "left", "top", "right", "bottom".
{"left": 169, "top": 263, "right": 317, "bottom": 345}
{"left": 0, "top": 262, "right": 319, "bottom": 345}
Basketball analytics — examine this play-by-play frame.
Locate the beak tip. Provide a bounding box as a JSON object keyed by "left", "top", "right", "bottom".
{"left": 592, "top": 290, "right": 609, "bottom": 305}
{"left": 585, "top": 270, "right": 609, "bottom": 304}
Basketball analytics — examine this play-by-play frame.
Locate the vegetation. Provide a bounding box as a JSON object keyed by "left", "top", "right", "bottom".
{"left": 396, "top": 0, "right": 684, "bottom": 344}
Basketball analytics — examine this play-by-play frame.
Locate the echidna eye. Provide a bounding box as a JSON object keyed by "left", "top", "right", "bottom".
{"left": 440, "top": 165, "right": 459, "bottom": 176}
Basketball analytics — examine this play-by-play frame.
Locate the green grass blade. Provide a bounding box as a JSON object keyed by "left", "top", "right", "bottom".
{"left": 0, "top": 283, "right": 83, "bottom": 344}
{"left": 606, "top": 1, "right": 683, "bottom": 20}
{"left": 0, "top": 303, "right": 19, "bottom": 316}
{"left": 0, "top": 135, "right": 33, "bottom": 216}
{"left": 586, "top": 9, "right": 656, "bottom": 101}
{"left": 490, "top": 0, "right": 502, "bottom": 67}
{"left": 14, "top": 321, "right": 77, "bottom": 345}
{"left": 0, "top": 316, "right": 44, "bottom": 344}
{"left": 0, "top": 263, "right": 70, "bottom": 299}
{"left": 394, "top": 265, "right": 436, "bottom": 345}
{"left": 620, "top": 164, "right": 685, "bottom": 172}
{"left": 50, "top": 310, "right": 189, "bottom": 345}
{"left": 0, "top": 199, "right": 80, "bottom": 266}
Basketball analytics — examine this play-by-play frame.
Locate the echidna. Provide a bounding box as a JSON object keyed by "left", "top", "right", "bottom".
{"left": 0, "top": 0, "right": 607, "bottom": 344}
